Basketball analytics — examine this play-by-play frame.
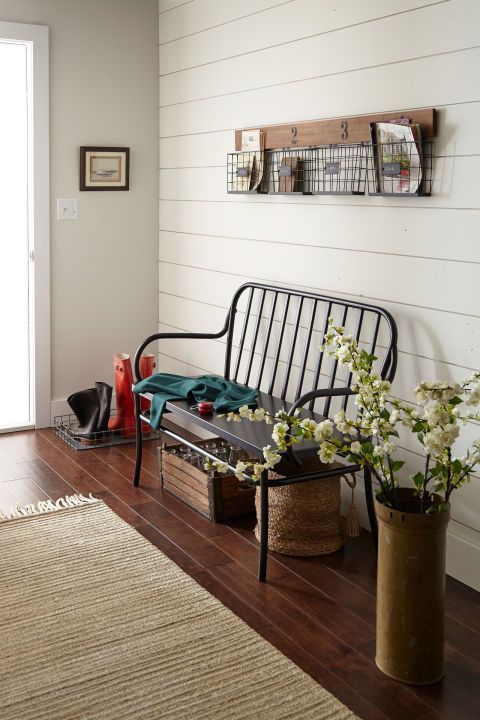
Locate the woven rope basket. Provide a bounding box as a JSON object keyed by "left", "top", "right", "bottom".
{"left": 254, "top": 460, "right": 349, "bottom": 556}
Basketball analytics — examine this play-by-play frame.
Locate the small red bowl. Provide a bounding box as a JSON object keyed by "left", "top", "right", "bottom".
{"left": 197, "top": 401, "right": 213, "bottom": 416}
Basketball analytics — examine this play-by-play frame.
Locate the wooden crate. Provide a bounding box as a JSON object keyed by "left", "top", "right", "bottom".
{"left": 159, "top": 440, "right": 255, "bottom": 523}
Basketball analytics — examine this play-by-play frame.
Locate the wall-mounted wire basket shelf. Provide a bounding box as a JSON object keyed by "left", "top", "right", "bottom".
{"left": 54, "top": 413, "right": 160, "bottom": 451}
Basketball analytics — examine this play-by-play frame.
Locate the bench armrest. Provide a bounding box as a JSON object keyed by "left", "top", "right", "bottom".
{"left": 285, "top": 388, "right": 354, "bottom": 467}
{"left": 288, "top": 387, "right": 353, "bottom": 417}
{"left": 133, "top": 321, "right": 229, "bottom": 382}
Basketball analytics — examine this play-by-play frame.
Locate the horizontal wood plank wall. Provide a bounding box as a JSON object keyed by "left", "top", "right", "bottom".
{"left": 158, "top": 0, "right": 480, "bottom": 590}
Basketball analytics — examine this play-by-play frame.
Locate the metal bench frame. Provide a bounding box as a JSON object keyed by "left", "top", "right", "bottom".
{"left": 132, "top": 282, "right": 398, "bottom": 581}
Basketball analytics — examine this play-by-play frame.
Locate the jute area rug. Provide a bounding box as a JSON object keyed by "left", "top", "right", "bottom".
{"left": 0, "top": 498, "right": 358, "bottom": 720}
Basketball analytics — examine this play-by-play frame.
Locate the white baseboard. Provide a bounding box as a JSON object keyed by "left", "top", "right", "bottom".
{"left": 445, "top": 520, "right": 480, "bottom": 591}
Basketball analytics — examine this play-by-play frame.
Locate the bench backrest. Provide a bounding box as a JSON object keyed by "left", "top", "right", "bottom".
{"left": 224, "top": 283, "right": 397, "bottom": 418}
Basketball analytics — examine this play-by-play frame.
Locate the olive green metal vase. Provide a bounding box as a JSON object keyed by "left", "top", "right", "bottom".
{"left": 375, "top": 489, "right": 450, "bottom": 685}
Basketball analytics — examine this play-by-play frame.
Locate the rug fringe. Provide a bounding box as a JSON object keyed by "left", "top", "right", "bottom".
{"left": 0, "top": 493, "right": 98, "bottom": 521}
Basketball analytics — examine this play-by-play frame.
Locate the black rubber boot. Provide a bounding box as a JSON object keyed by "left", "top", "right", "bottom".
{"left": 95, "top": 382, "right": 112, "bottom": 432}
{"left": 67, "top": 388, "right": 100, "bottom": 438}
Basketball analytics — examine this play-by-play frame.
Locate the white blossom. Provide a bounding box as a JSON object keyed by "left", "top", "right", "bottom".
{"left": 389, "top": 409, "right": 399, "bottom": 424}
{"left": 263, "top": 445, "right": 281, "bottom": 469}
{"left": 239, "top": 405, "right": 252, "bottom": 418}
{"left": 466, "top": 383, "right": 480, "bottom": 406}
{"left": 318, "top": 442, "right": 335, "bottom": 463}
{"left": 314, "top": 419, "right": 334, "bottom": 441}
{"left": 226, "top": 411, "right": 241, "bottom": 423}
{"left": 213, "top": 460, "right": 229, "bottom": 474}
{"left": 333, "top": 410, "right": 350, "bottom": 434}
{"left": 424, "top": 403, "right": 450, "bottom": 428}
{"left": 415, "top": 381, "right": 462, "bottom": 406}
{"left": 234, "top": 461, "right": 249, "bottom": 481}
{"left": 252, "top": 463, "right": 266, "bottom": 482}
{"left": 424, "top": 424, "right": 460, "bottom": 456}
{"left": 252, "top": 408, "right": 267, "bottom": 421}
{"left": 272, "top": 421, "right": 289, "bottom": 448}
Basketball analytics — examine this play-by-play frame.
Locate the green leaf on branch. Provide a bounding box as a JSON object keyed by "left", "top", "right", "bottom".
{"left": 448, "top": 396, "right": 463, "bottom": 407}
{"left": 451, "top": 459, "right": 462, "bottom": 474}
{"left": 411, "top": 471, "right": 424, "bottom": 490}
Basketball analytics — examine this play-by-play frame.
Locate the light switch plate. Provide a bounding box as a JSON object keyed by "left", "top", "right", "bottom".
{"left": 57, "top": 198, "right": 78, "bottom": 221}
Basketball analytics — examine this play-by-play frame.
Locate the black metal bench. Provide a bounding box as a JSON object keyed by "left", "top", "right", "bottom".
{"left": 132, "top": 282, "right": 398, "bottom": 581}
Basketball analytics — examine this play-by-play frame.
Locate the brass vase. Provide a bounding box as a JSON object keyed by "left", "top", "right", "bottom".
{"left": 375, "top": 488, "right": 450, "bottom": 685}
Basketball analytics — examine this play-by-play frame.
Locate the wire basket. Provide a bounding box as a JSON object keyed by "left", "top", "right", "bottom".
{"left": 309, "top": 144, "right": 367, "bottom": 195}
{"left": 265, "top": 148, "right": 309, "bottom": 194}
{"left": 227, "top": 151, "right": 267, "bottom": 193}
{"left": 53, "top": 413, "right": 160, "bottom": 451}
{"left": 366, "top": 140, "right": 434, "bottom": 196}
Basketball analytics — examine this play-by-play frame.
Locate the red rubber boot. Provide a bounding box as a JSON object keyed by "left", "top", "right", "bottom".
{"left": 139, "top": 353, "right": 156, "bottom": 433}
{"left": 108, "top": 353, "right": 135, "bottom": 435}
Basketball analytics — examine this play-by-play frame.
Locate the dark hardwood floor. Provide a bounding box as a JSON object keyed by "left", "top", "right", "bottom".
{"left": 1, "top": 427, "right": 479, "bottom": 720}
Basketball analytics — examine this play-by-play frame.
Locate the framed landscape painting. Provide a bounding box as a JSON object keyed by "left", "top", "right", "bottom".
{"left": 80, "top": 146, "right": 129, "bottom": 190}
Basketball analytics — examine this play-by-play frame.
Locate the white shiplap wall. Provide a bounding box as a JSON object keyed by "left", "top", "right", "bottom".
{"left": 158, "top": 0, "right": 480, "bottom": 590}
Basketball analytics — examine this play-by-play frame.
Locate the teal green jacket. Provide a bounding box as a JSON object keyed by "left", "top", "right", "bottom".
{"left": 133, "top": 373, "right": 258, "bottom": 430}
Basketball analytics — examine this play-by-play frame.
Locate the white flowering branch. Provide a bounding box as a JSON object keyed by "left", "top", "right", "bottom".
{"left": 208, "top": 318, "right": 480, "bottom": 514}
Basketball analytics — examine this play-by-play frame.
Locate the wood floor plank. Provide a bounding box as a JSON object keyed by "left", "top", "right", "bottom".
{"left": 0, "top": 431, "right": 42, "bottom": 463}
{"left": 191, "top": 569, "right": 273, "bottom": 634}
{"left": 270, "top": 549, "right": 377, "bottom": 626}
{"left": 94, "top": 490, "right": 147, "bottom": 528}
{"left": 0, "top": 449, "right": 28, "bottom": 481}
{"left": 18, "top": 459, "right": 77, "bottom": 498}
{"left": 132, "top": 499, "right": 233, "bottom": 570}
{"left": 135, "top": 522, "right": 205, "bottom": 576}
{"left": 358, "top": 638, "right": 480, "bottom": 720}
{"left": 0, "top": 480, "right": 19, "bottom": 511}
{"left": 67, "top": 454, "right": 154, "bottom": 507}
{"left": 211, "top": 526, "right": 375, "bottom": 648}
{"left": 1, "top": 477, "right": 50, "bottom": 506}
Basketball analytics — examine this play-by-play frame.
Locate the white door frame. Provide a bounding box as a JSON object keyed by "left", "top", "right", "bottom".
{"left": 0, "top": 22, "right": 50, "bottom": 429}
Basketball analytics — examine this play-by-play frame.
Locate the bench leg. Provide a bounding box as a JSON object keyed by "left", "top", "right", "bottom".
{"left": 133, "top": 394, "right": 143, "bottom": 487}
{"left": 364, "top": 465, "right": 378, "bottom": 549}
{"left": 258, "top": 469, "right": 269, "bottom": 582}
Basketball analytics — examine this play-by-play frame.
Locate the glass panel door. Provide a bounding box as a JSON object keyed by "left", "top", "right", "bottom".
{"left": 0, "top": 41, "right": 32, "bottom": 430}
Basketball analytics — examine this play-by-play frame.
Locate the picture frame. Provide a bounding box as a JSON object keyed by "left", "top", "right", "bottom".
{"left": 80, "top": 146, "right": 129, "bottom": 191}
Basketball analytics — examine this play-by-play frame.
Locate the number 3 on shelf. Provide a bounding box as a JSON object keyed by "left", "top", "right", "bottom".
{"left": 340, "top": 121, "right": 349, "bottom": 141}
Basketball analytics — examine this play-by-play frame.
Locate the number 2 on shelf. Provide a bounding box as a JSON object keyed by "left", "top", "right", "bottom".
{"left": 291, "top": 127, "right": 298, "bottom": 144}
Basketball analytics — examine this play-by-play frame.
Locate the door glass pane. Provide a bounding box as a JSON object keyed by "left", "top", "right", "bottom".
{"left": 0, "top": 41, "right": 31, "bottom": 428}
